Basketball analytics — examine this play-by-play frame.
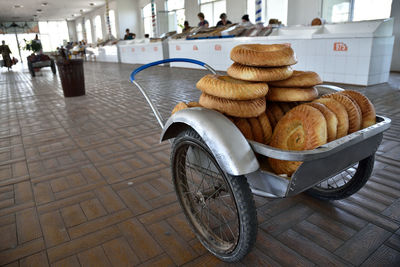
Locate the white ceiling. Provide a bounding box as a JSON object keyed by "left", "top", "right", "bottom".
{"left": 0, "top": 0, "right": 106, "bottom": 22}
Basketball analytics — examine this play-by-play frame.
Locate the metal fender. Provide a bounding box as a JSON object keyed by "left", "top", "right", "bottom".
{"left": 161, "top": 108, "right": 260, "bottom": 176}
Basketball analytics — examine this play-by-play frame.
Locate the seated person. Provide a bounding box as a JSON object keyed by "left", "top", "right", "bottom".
{"left": 197, "top": 12, "right": 209, "bottom": 28}
{"left": 216, "top": 13, "right": 232, "bottom": 27}
{"left": 124, "top": 28, "right": 135, "bottom": 40}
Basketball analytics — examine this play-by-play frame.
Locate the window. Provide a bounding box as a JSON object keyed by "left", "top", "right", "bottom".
{"left": 108, "top": 9, "right": 117, "bottom": 38}
{"left": 39, "top": 21, "right": 69, "bottom": 51}
{"left": 85, "top": 19, "right": 93, "bottom": 43}
{"left": 199, "top": 0, "right": 226, "bottom": 27}
{"left": 94, "top": 15, "right": 103, "bottom": 41}
{"left": 166, "top": 0, "right": 185, "bottom": 33}
{"left": 322, "top": 0, "right": 351, "bottom": 23}
{"left": 76, "top": 23, "right": 83, "bottom": 41}
{"left": 322, "top": 0, "right": 392, "bottom": 23}
{"left": 247, "top": 0, "right": 255, "bottom": 23}
{"left": 143, "top": 3, "right": 157, "bottom": 37}
{"left": 353, "top": 0, "right": 392, "bottom": 21}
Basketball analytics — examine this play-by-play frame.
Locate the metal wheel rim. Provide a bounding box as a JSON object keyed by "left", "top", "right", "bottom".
{"left": 313, "top": 163, "right": 358, "bottom": 191}
{"left": 173, "top": 140, "right": 240, "bottom": 254}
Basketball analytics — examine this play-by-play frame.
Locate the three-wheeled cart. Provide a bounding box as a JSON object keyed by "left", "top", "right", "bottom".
{"left": 130, "top": 58, "right": 391, "bottom": 262}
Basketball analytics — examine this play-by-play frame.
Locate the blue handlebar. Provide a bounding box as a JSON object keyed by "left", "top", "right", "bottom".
{"left": 130, "top": 58, "right": 213, "bottom": 82}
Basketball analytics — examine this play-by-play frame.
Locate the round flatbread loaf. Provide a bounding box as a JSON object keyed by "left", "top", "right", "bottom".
{"left": 258, "top": 113, "right": 273, "bottom": 144}
{"left": 172, "top": 102, "right": 188, "bottom": 115}
{"left": 269, "top": 71, "right": 322, "bottom": 88}
{"left": 268, "top": 104, "right": 327, "bottom": 176}
{"left": 305, "top": 102, "right": 338, "bottom": 142}
{"left": 234, "top": 118, "right": 254, "bottom": 140}
{"left": 340, "top": 90, "right": 376, "bottom": 128}
{"left": 322, "top": 93, "right": 361, "bottom": 133}
{"left": 267, "top": 87, "right": 318, "bottom": 102}
{"left": 227, "top": 63, "right": 293, "bottom": 82}
{"left": 230, "top": 44, "right": 297, "bottom": 67}
{"left": 187, "top": 102, "right": 202, "bottom": 108}
{"left": 196, "top": 74, "right": 268, "bottom": 100}
{"left": 314, "top": 98, "right": 349, "bottom": 138}
{"left": 199, "top": 93, "right": 266, "bottom": 118}
{"left": 265, "top": 108, "right": 277, "bottom": 129}
{"left": 278, "top": 102, "right": 293, "bottom": 114}
{"left": 269, "top": 102, "right": 285, "bottom": 123}
{"left": 248, "top": 118, "right": 264, "bottom": 143}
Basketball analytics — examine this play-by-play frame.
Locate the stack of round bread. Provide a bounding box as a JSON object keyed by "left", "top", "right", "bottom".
{"left": 268, "top": 90, "right": 376, "bottom": 176}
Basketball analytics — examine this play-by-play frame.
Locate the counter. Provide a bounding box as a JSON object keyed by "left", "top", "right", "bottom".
{"left": 168, "top": 19, "right": 394, "bottom": 86}
{"left": 97, "top": 45, "right": 119, "bottom": 63}
{"left": 118, "top": 40, "right": 164, "bottom": 64}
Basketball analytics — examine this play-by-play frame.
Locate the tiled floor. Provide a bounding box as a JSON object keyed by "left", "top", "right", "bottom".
{"left": 0, "top": 62, "right": 399, "bottom": 266}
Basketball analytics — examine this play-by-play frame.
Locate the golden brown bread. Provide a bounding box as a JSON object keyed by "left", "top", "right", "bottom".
{"left": 199, "top": 93, "right": 266, "bottom": 118}
{"left": 248, "top": 118, "right": 264, "bottom": 143}
{"left": 187, "top": 102, "right": 202, "bottom": 108}
{"left": 227, "top": 63, "right": 293, "bottom": 82}
{"left": 171, "top": 102, "right": 188, "bottom": 115}
{"left": 268, "top": 104, "right": 327, "bottom": 176}
{"left": 265, "top": 108, "right": 277, "bottom": 129}
{"left": 322, "top": 93, "right": 361, "bottom": 133}
{"left": 340, "top": 90, "right": 376, "bottom": 128}
{"left": 196, "top": 74, "right": 269, "bottom": 100}
{"left": 230, "top": 44, "right": 297, "bottom": 67}
{"left": 305, "top": 102, "right": 338, "bottom": 142}
{"left": 314, "top": 98, "right": 349, "bottom": 138}
{"left": 258, "top": 113, "right": 273, "bottom": 144}
{"left": 269, "top": 71, "right": 322, "bottom": 88}
{"left": 269, "top": 102, "right": 285, "bottom": 123}
{"left": 234, "top": 118, "right": 254, "bottom": 140}
{"left": 267, "top": 87, "right": 318, "bottom": 102}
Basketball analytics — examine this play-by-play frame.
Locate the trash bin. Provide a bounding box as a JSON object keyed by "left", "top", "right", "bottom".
{"left": 56, "top": 59, "right": 85, "bottom": 97}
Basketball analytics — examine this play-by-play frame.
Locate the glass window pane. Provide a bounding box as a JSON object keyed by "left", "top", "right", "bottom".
{"left": 247, "top": 0, "right": 255, "bottom": 23}
{"left": 322, "top": 0, "right": 351, "bottom": 23}
{"left": 109, "top": 10, "right": 117, "bottom": 38}
{"left": 176, "top": 9, "right": 185, "bottom": 32}
{"left": 200, "top": 0, "right": 214, "bottom": 4}
{"left": 353, "top": 0, "right": 392, "bottom": 21}
{"left": 94, "top": 15, "right": 103, "bottom": 41}
{"left": 213, "top": 0, "right": 226, "bottom": 27}
{"left": 167, "top": 0, "right": 184, "bottom": 11}
{"left": 85, "top": 19, "right": 93, "bottom": 43}
{"left": 200, "top": 2, "right": 213, "bottom": 26}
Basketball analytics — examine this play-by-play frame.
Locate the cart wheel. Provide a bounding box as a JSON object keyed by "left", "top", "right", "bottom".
{"left": 171, "top": 129, "right": 257, "bottom": 262}
{"left": 306, "top": 154, "right": 375, "bottom": 200}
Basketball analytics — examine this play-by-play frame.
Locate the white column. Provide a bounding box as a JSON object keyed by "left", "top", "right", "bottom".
{"left": 391, "top": 0, "right": 400, "bottom": 71}
{"left": 116, "top": 0, "right": 142, "bottom": 39}
{"left": 185, "top": 0, "right": 200, "bottom": 27}
{"left": 226, "top": 0, "right": 246, "bottom": 23}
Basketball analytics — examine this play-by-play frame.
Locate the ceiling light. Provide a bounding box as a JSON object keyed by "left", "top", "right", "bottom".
{"left": 80, "top": 9, "right": 85, "bottom": 12}
{"left": 71, "top": 14, "right": 75, "bottom": 17}
{"left": 14, "top": 5, "right": 23, "bottom": 8}
{"left": 36, "top": 9, "right": 42, "bottom": 13}
{"left": 89, "top": 3, "right": 96, "bottom": 6}
{"left": 41, "top": 2, "right": 48, "bottom": 6}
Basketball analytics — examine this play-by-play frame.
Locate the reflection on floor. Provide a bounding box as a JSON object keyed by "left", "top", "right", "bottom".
{"left": 0, "top": 62, "right": 399, "bottom": 266}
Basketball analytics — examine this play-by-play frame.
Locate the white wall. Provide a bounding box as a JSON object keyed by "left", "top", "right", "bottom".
{"left": 390, "top": 0, "right": 400, "bottom": 71}
{"left": 266, "top": 0, "right": 288, "bottom": 25}
{"left": 287, "top": 0, "right": 322, "bottom": 26}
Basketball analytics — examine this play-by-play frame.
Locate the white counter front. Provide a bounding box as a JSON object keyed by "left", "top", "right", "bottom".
{"left": 118, "top": 42, "right": 164, "bottom": 64}
{"left": 169, "top": 19, "right": 394, "bottom": 86}
{"left": 97, "top": 46, "right": 119, "bottom": 63}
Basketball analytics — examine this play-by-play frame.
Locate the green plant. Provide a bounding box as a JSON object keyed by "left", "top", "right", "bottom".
{"left": 23, "top": 39, "right": 42, "bottom": 53}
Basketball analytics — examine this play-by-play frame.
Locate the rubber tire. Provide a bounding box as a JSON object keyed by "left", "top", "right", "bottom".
{"left": 306, "top": 154, "right": 375, "bottom": 200}
{"left": 171, "top": 128, "right": 257, "bottom": 262}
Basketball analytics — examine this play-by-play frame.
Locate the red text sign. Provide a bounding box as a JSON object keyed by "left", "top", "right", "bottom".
{"left": 334, "top": 42, "right": 347, "bottom": 51}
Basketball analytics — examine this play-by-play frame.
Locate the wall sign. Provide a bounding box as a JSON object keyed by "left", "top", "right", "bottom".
{"left": 334, "top": 42, "right": 348, "bottom": 51}
{"left": 193, "top": 45, "right": 198, "bottom": 51}
{"left": 215, "top": 44, "right": 221, "bottom": 51}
